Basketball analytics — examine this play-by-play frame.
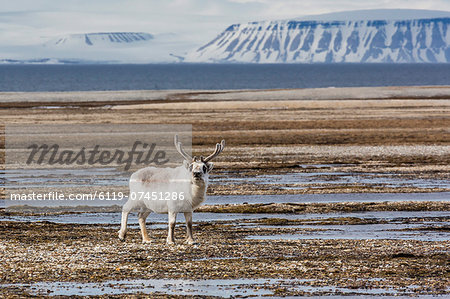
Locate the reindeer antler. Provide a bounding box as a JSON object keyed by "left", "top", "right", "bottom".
{"left": 174, "top": 135, "right": 192, "bottom": 161}
{"left": 203, "top": 140, "right": 225, "bottom": 163}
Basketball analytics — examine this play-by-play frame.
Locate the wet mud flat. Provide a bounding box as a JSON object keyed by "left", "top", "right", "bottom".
{"left": 1, "top": 200, "right": 449, "bottom": 297}
{"left": 0, "top": 215, "right": 450, "bottom": 297}
{"left": 0, "top": 86, "right": 449, "bottom": 297}
{"left": 2, "top": 154, "right": 450, "bottom": 198}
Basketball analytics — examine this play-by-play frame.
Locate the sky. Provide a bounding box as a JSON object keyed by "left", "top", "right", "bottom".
{"left": 1, "top": 0, "right": 450, "bottom": 47}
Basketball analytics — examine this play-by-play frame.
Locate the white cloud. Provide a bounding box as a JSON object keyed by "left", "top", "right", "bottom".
{"left": 227, "top": 0, "right": 450, "bottom": 19}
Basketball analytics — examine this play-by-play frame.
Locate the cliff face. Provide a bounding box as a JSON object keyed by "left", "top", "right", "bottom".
{"left": 47, "top": 32, "right": 154, "bottom": 47}
{"left": 186, "top": 18, "right": 450, "bottom": 63}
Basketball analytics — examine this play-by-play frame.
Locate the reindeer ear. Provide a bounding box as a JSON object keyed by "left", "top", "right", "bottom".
{"left": 183, "top": 160, "right": 190, "bottom": 169}
{"left": 206, "top": 162, "right": 214, "bottom": 172}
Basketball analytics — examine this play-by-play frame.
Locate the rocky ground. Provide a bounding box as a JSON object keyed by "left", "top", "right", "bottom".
{"left": 0, "top": 214, "right": 448, "bottom": 297}
{"left": 0, "top": 86, "right": 449, "bottom": 297}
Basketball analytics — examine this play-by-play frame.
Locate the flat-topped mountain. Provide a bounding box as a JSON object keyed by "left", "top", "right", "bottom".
{"left": 185, "top": 9, "right": 450, "bottom": 63}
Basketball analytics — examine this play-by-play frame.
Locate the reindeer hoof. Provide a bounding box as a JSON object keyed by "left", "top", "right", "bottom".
{"left": 118, "top": 231, "right": 126, "bottom": 241}
{"left": 185, "top": 239, "right": 196, "bottom": 245}
{"left": 142, "top": 239, "right": 152, "bottom": 244}
{"left": 166, "top": 239, "right": 175, "bottom": 245}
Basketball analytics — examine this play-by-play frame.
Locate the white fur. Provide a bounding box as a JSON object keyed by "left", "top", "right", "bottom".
{"left": 118, "top": 162, "right": 211, "bottom": 244}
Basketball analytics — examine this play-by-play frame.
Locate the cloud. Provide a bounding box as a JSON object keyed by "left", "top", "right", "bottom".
{"left": 228, "top": 0, "right": 450, "bottom": 19}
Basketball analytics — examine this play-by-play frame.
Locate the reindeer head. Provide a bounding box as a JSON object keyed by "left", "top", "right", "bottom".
{"left": 174, "top": 135, "right": 225, "bottom": 182}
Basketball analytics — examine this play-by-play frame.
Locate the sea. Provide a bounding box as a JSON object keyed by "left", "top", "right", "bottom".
{"left": 0, "top": 63, "right": 449, "bottom": 92}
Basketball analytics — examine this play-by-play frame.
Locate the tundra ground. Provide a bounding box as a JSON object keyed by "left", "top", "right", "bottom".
{"left": 0, "top": 86, "right": 449, "bottom": 297}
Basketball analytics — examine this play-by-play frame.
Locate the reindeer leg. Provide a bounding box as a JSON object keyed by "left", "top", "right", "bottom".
{"left": 138, "top": 209, "right": 151, "bottom": 244}
{"left": 118, "top": 202, "right": 132, "bottom": 241}
{"left": 166, "top": 211, "right": 177, "bottom": 245}
{"left": 184, "top": 212, "right": 195, "bottom": 244}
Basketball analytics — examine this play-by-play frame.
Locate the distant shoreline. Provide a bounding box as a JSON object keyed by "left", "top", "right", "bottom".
{"left": 1, "top": 85, "right": 449, "bottom": 108}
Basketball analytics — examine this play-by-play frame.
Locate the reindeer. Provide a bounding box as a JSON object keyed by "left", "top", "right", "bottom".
{"left": 118, "top": 135, "right": 225, "bottom": 244}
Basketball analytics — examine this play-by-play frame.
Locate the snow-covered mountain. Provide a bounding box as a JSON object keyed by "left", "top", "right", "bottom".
{"left": 47, "top": 32, "right": 154, "bottom": 47}
{"left": 38, "top": 32, "right": 185, "bottom": 63}
{"left": 1, "top": 32, "right": 190, "bottom": 64}
{"left": 185, "top": 9, "right": 450, "bottom": 63}
{"left": 2, "top": 9, "right": 449, "bottom": 64}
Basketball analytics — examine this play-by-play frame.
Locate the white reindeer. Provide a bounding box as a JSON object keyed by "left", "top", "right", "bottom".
{"left": 118, "top": 135, "right": 225, "bottom": 244}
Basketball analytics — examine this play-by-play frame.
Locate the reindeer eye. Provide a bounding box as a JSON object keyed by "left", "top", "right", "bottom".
{"left": 202, "top": 165, "right": 207, "bottom": 173}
